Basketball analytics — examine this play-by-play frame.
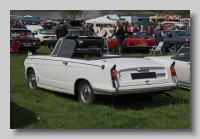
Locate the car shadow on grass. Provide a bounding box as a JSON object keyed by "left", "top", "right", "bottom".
{"left": 10, "top": 101, "right": 38, "bottom": 129}
{"left": 96, "top": 94, "right": 189, "bottom": 110}
{"left": 40, "top": 88, "right": 189, "bottom": 111}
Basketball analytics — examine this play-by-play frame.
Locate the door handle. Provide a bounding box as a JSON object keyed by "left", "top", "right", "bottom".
{"left": 63, "top": 61, "right": 68, "bottom": 65}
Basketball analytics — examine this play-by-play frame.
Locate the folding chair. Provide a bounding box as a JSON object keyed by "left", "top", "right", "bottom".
{"left": 149, "top": 41, "right": 164, "bottom": 55}
{"left": 10, "top": 41, "right": 20, "bottom": 55}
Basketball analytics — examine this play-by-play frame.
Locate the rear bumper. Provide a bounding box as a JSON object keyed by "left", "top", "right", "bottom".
{"left": 93, "top": 82, "right": 177, "bottom": 96}
{"left": 18, "top": 46, "right": 40, "bottom": 51}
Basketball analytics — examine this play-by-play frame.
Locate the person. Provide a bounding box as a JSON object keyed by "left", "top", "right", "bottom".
{"left": 21, "top": 22, "right": 27, "bottom": 29}
{"left": 133, "top": 24, "right": 139, "bottom": 34}
{"left": 113, "top": 22, "right": 125, "bottom": 54}
{"left": 17, "top": 22, "right": 22, "bottom": 28}
{"left": 96, "top": 24, "right": 106, "bottom": 37}
{"left": 152, "top": 25, "right": 165, "bottom": 54}
{"left": 82, "top": 23, "right": 87, "bottom": 30}
{"left": 55, "top": 21, "right": 68, "bottom": 41}
{"left": 87, "top": 24, "right": 95, "bottom": 33}
{"left": 52, "top": 23, "right": 57, "bottom": 30}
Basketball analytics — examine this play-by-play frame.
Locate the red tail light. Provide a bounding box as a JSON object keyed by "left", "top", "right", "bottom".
{"left": 126, "top": 41, "right": 129, "bottom": 46}
{"left": 110, "top": 65, "right": 119, "bottom": 89}
{"left": 184, "top": 40, "right": 190, "bottom": 45}
{"left": 170, "top": 65, "right": 177, "bottom": 76}
{"left": 170, "top": 61, "right": 178, "bottom": 84}
{"left": 36, "top": 41, "right": 40, "bottom": 45}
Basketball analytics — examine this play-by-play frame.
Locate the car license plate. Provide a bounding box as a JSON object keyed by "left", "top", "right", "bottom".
{"left": 137, "top": 43, "right": 146, "bottom": 46}
{"left": 22, "top": 43, "right": 31, "bottom": 46}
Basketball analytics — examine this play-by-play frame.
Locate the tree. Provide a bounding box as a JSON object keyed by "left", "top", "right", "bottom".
{"left": 43, "top": 10, "right": 51, "bottom": 20}
{"left": 57, "top": 10, "right": 84, "bottom": 20}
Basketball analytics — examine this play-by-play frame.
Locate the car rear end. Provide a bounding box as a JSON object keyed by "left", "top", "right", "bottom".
{"left": 39, "top": 30, "right": 56, "bottom": 43}
{"left": 125, "top": 38, "right": 154, "bottom": 50}
{"left": 95, "top": 57, "right": 178, "bottom": 96}
{"left": 11, "top": 29, "right": 41, "bottom": 52}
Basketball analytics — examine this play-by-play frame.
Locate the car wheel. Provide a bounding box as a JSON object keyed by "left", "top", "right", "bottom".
{"left": 78, "top": 81, "right": 97, "bottom": 104}
{"left": 169, "top": 44, "right": 176, "bottom": 54}
{"left": 27, "top": 69, "right": 37, "bottom": 89}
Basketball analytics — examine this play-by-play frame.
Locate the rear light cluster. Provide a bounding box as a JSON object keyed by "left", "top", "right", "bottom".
{"left": 184, "top": 39, "right": 190, "bottom": 45}
{"left": 170, "top": 61, "right": 178, "bottom": 84}
{"left": 110, "top": 65, "right": 119, "bottom": 89}
{"left": 32, "top": 41, "right": 40, "bottom": 45}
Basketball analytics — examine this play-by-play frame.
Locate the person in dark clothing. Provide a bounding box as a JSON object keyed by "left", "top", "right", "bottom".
{"left": 153, "top": 25, "right": 165, "bottom": 54}
{"left": 87, "top": 24, "right": 95, "bottom": 33}
{"left": 113, "top": 22, "right": 125, "bottom": 54}
{"left": 55, "top": 21, "right": 68, "bottom": 41}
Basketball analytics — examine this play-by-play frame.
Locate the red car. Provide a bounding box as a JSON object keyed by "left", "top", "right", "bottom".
{"left": 107, "top": 33, "right": 154, "bottom": 52}
{"left": 10, "top": 28, "right": 41, "bottom": 53}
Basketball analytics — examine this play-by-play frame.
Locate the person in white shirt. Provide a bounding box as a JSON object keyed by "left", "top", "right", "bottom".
{"left": 96, "top": 24, "right": 106, "bottom": 37}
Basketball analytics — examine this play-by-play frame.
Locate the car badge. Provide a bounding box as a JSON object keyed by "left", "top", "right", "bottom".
{"left": 145, "top": 80, "right": 150, "bottom": 84}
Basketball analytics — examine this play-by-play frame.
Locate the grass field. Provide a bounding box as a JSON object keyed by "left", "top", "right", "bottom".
{"left": 10, "top": 46, "right": 190, "bottom": 129}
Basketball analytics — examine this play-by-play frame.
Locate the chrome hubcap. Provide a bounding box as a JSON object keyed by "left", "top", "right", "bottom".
{"left": 29, "top": 73, "right": 36, "bottom": 89}
{"left": 80, "top": 84, "right": 91, "bottom": 103}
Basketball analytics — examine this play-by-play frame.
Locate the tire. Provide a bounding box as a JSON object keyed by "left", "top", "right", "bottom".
{"left": 27, "top": 69, "right": 37, "bottom": 89}
{"left": 78, "top": 81, "right": 97, "bottom": 104}
{"left": 169, "top": 44, "right": 176, "bottom": 54}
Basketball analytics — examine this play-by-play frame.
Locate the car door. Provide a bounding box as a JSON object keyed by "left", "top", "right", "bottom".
{"left": 41, "top": 39, "right": 76, "bottom": 90}
{"left": 163, "top": 31, "right": 176, "bottom": 48}
{"left": 41, "top": 56, "right": 69, "bottom": 90}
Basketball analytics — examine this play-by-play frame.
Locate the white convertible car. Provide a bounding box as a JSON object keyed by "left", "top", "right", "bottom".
{"left": 146, "top": 45, "right": 190, "bottom": 89}
{"left": 24, "top": 36, "right": 178, "bottom": 104}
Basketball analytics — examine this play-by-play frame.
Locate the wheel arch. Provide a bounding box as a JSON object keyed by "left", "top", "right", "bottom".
{"left": 74, "top": 78, "right": 91, "bottom": 97}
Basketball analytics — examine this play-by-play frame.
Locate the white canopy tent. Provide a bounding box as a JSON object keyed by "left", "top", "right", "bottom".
{"left": 85, "top": 17, "right": 116, "bottom": 27}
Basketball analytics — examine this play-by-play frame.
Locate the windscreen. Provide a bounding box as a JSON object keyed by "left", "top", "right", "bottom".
{"left": 11, "top": 30, "right": 33, "bottom": 38}
{"left": 57, "top": 39, "right": 76, "bottom": 58}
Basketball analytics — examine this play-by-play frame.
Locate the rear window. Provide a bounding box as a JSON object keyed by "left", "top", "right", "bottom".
{"left": 175, "top": 31, "right": 190, "bottom": 37}
{"left": 39, "top": 30, "right": 55, "bottom": 35}
{"left": 11, "top": 30, "right": 33, "bottom": 37}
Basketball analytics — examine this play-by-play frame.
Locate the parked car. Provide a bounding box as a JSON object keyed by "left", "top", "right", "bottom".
{"left": 10, "top": 28, "right": 41, "bottom": 53}
{"left": 162, "top": 30, "right": 190, "bottom": 52}
{"left": 24, "top": 36, "right": 178, "bottom": 104}
{"left": 146, "top": 45, "right": 190, "bottom": 89}
{"left": 46, "top": 29, "right": 97, "bottom": 51}
{"left": 26, "top": 25, "right": 43, "bottom": 32}
{"left": 107, "top": 32, "right": 154, "bottom": 52}
{"left": 32, "top": 29, "right": 56, "bottom": 45}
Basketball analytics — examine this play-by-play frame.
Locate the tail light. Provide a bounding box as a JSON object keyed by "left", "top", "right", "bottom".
{"left": 170, "top": 61, "right": 178, "bottom": 84}
{"left": 184, "top": 39, "right": 190, "bottom": 45}
{"left": 43, "top": 36, "right": 48, "bottom": 38}
{"left": 110, "top": 65, "right": 119, "bottom": 89}
{"left": 34, "top": 41, "right": 40, "bottom": 45}
{"left": 126, "top": 41, "right": 129, "bottom": 46}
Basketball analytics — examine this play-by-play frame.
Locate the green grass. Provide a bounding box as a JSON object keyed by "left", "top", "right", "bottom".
{"left": 10, "top": 46, "right": 190, "bottom": 129}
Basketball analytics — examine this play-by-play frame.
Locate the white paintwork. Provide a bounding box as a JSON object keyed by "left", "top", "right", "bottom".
{"left": 24, "top": 37, "right": 179, "bottom": 98}
{"left": 33, "top": 29, "right": 56, "bottom": 42}
{"left": 25, "top": 55, "right": 178, "bottom": 96}
{"left": 145, "top": 54, "right": 190, "bottom": 89}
